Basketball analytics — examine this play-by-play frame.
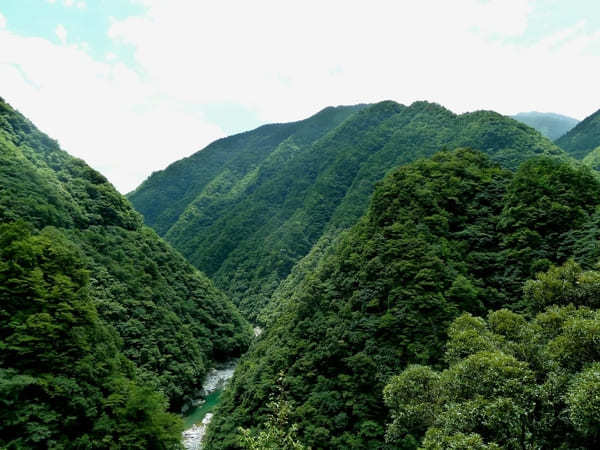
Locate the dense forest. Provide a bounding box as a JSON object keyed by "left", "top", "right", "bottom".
{"left": 204, "top": 149, "right": 600, "bottom": 449}
{"left": 0, "top": 98, "right": 251, "bottom": 448}
{"left": 556, "top": 108, "right": 600, "bottom": 159}
{"left": 5, "top": 92, "right": 600, "bottom": 448}
{"left": 511, "top": 111, "right": 579, "bottom": 140}
{"left": 583, "top": 146, "right": 600, "bottom": 171}
{"left": 130, "top": 101, "right": 566, "bottom": 322}
{"left": 384, "top": 260, "right": 600, "bottom": 448}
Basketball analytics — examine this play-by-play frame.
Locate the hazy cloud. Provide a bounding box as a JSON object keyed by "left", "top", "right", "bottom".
{"left": 1, "top": 0, "right": 600, "bottom": 192}
{"left": 0, "top": 25, "right": 224, "bottom": 192}
{"left": 55, "top": 24, "right": 68, "bottom": 44}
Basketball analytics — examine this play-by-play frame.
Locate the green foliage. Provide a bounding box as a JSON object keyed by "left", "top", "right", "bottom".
{"left": 523, "top": 259, "right": 600, "bottom": 312}
{"left": 68, "top": 225, "right": 251, "bottom": 408}
{"left": 497, "top": 157, "right": 600, "bottom": 302}
{"left": 583, "top": 146, "right": 600, "bottom": 171}
{"left": 0, "top": 96, "right": 251, "bottom": 441}
{"left": 556, "top": 108, "right": 600, "bottom": 159}
{"left": 129, "top": 105, "right": 365, "bottom": 235}
{"left": 129, "top": 101, "right": 565, "bottom": 322}
{"left": 238, "top": 373, "right": 308, "bottom": 450}
{"left": 567, "top": 363, "right": 600, "bottom": 438}
{"left": 204, "top": 151, "right": 600, "bottom": 449}
{"left": 382, "top": 365, "right": 440, "bottom": 446}
{"left": 511, "top": 111, "right": 579, "bottom": 141}
{"left": 385, "top": 261, "right": 600, "bottom": 449}
{"left": 0, "top": 223, "right": 183, "bottom": 449}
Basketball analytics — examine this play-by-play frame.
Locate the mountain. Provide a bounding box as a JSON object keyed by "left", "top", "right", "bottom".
{"left": 511, "top": 111, "right": 579, "bottom": 140}
{"left": 129, "top": 101, "right": 565, "bottom": 322}
{"left": 583, "top": 146, "right": 600, "bottom": 171}
{"left": 204, "top": 150, "right": 600, "bottom": 449}
{"left": 0, "top": 98, "right": 251, "bottom": 447}
{"left": 556, "top": 108, "right": 600, "bottom": 159}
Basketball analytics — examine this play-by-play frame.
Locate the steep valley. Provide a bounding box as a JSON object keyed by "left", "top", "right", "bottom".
{"left": 129, "top": 101, "right": 566, "bottom": 323}
{"left": 4, "top": 95, "right": 600, "bottom": 449}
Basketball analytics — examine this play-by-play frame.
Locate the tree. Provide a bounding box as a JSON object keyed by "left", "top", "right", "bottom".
{"left": 384, "top": 262, "right": 600, "bottom": 449}
{"left": 238, "top": 372, "right": 308, "bottom": 450}
{"left": 0, "top": 222, "right": 183, "bottom": 449}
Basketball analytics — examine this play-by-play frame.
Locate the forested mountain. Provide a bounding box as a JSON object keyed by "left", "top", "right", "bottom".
{"left": 204, "top": 150, "right": 600, "bottom": 449}
{"left": 511, "top": 111, "right": 579, "bottom": 140}
{"left": 583, "top": 146, "right": 600, "bottom": 171}
{"left": 556, "top": 108, "right": 600, "bottom": 159}
{"left": 130, "top": 101, "right": 565, "bottom": 321}
{"left": 0, "top": 98, "right": 251, "bottom": 448}
{"left": 128, "top": 104, "right": 366, "bottom": 236}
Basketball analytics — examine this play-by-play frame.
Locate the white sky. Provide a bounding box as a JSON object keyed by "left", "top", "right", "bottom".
{"left": 1, "top": 0, "right": 600, "bottom": 192}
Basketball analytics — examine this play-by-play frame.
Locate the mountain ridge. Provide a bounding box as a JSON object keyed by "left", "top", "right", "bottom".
{"left": 511, "top": 111, "right": 579, "bottom": 140}
{"left": 204, "top": 149, "right": 600, "bottom": 449}
{"left": 556, "top": 108, "right": 600, "bottom": 159}
{"left": 129, "top": 100, "right": 566, "bottom": 321}
{"left": 0, "top": 96, "right": 252, "bottom": 413}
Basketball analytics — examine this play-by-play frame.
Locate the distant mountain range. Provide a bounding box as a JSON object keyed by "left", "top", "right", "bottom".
{"left": 556, "top": 108, "right": 600, "bottom": 159}
{"left": 511, "top": 111, "right": 579, "bottom": 140}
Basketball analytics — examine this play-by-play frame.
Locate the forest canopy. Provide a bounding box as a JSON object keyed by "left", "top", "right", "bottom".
{"left": 384, "top": 261, "right": 600, "bottom": 449}
{"left": 129, "top": 101, "right": 566, "bottom": 322}
{"left": 0, "top": 97, "right": 252, "bottom": 448}
{"left": 204, "top": 149, "right": 600, "bottom": 449}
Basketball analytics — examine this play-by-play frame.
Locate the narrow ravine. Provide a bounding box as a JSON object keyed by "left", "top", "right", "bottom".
{"left": 182, "top": 361, "right": 237, "bottom": 450}
{"left": 181, "top": 327, "right": 263, "bottom": 449}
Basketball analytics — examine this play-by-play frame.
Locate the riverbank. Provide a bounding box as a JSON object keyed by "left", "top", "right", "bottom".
{"left": 182, "top": 360, "right": 238, "bottom": 449}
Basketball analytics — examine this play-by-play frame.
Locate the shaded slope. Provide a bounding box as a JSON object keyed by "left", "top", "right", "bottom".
{"left": 556, "top": 108, "right": 600, "bottom": 159}
{"left": 0, "top": 97, "right": 252, "bottom": 411}
{"left": 583, "top": 146, "right": 600, "bottom": 171}
{"left": 0, "top": 223, "right": 183, "bottom": 448}
{"left": 130, "top": 101, "right": 565, "bottom": 321}
{"left": 204, "top": 150, "right": 600, "bottom": 449}
{"left": 511, "top": 111, "right": 579, "bottom": 140}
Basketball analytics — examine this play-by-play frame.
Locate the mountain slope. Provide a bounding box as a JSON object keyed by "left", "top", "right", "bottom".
{"left": 130, "top": 101, "right": 566, "bottom": 321}
{"left": 0, "top": 222, "right": 184, "bottom": 448}
{"left": 583, "top": 146, "right": 600, "bottom": 171}
{"left": 556, "top": 108, "right": 600, "bottom": 159}
{"left": 128, "top": 104, "right": 366, "bottom": 235}
{"left": 204, "top": 150, "right": 600, "bottom": 449}
{"left": 0, "top": 97, "right": 252, "bottom": 414}
{"left": 511, "top": 111, "right": 579, "bottom": 140}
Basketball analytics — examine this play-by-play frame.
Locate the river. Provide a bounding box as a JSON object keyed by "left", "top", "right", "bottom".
{"left": 181, "top": 327, "right": 262, "bottom": 449}
{"left": 181, "top": 361, "right": 237, "bottom": 450}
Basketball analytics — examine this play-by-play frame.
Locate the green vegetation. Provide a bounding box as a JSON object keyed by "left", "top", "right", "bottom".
{"left": 0, "top": 222, "right": 183, "bottom": 448}
{"left": 128, "top": 105, "right": 365, "bottom": 236}
{"left": 556, "top": 108, "right": 600, "bottom": 159}
{"left": 511, "top": 111, "right": 579, "bottom": 140}
{"left": 204, "top": 150, "right": 600, "bottom": 449}
{"left": 65, "top": 225, "right": 251, "bottom": 407}
{"left": 238, "top": 373, "right": 308, "bottom": 450}
{"left": 5, "top": 92, "right": 598, "bottom": 448}
{"left": 384, "top": 260, "right": 600, "bottom": 448}
{"left": 0, "top": 97, "right": 251, "bottom": 447}
{"left": 583, "top": 146, "right": 600, "bottom": 171}
{"left": 130, "top": 101, "right": 566, "bottom": 322}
